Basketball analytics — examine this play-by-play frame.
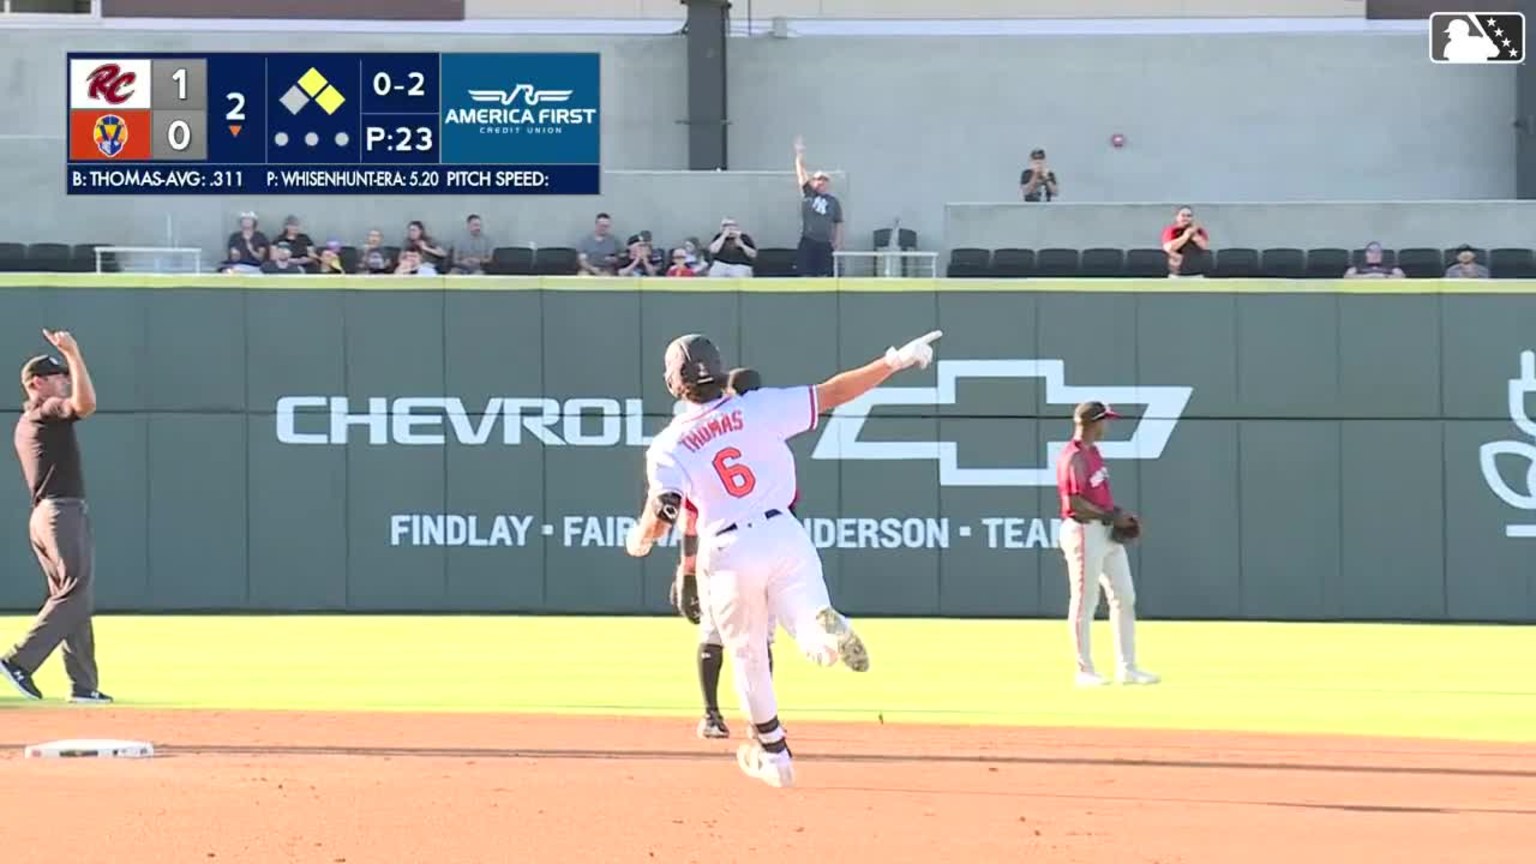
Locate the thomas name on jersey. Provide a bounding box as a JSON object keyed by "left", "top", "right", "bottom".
{"left": 679, "top": 409, "right": 746, "bottom": 453}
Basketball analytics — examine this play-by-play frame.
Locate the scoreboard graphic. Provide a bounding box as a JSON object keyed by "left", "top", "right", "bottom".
{"left": 65, "top": 52, "right": 602, "bottom": 195}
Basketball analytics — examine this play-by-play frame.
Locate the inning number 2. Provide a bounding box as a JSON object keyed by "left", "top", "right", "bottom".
{"left": 712, "top": 447, "right": 757, "bottom": 498}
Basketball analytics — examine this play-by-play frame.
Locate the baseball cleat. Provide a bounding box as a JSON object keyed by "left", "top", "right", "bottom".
{"left": 1118, "top": 667, "right": 1160, "bottom": 685}
{"left": 1075, "top": 670, "right": 1108, "bottom": 687}
{"left": 0, "top": 659, "right": 42, "bottom": 700}
{"left": 815, "top": 607, "right": 870, "bottom": 672}
{"left": 697, "top": 710, "right": 730, "bottom": 739}
{"left": 69, "top": 689, "right": 114, "bottom": 705}
{"left": 736, "top": 742, "right": 795, "bottom": 788}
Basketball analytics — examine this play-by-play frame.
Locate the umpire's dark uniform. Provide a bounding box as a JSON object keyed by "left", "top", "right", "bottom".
{"left": 0, "top": 355, "right": 106, "bottom": 703}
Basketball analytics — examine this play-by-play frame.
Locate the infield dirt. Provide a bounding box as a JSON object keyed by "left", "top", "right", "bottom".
{"left": 0, "top": 708, "right": 1531, "bottom": 863}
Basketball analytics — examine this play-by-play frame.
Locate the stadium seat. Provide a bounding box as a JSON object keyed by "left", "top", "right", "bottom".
{"left": 747, "top": 248, "right": 794, "bottom": 277}
{"left": 1123, "top": 248, "right": 1168, "bottom": 278}
{"left": 1489, "top": 248, "right": 1535, "bottom": 279}
{"left": 533, "top": 246, "right": 581, "bottom": 276}
{"left": 873, "top": 228, "right": 918, "bottom": 251}
{"left": 339, "top": 245, "right": 359, "bottom": 273}
{"left": 946, "top": 247, "right": 991, "bottom": 278}
{"left": 25, "top": 243, "right": 73, "bottom": 273}
{"left": 382, "top": 246, "right": 402, "bottom": 264}
{"left": 1213, "top": 248, "right": 1259, "bottom": 278}
{"left": 71, "top": 243, "right": 108, "bottom": 272}
{"left": 1305, "top": 248, "right": 1350, "bottom": 280}
{"left": 1078, "top": 248, "right": 1125, "bottom": 278}
{"left": 488, "top": 246, "right": 535, "bottom": 276}
{"left": 1350, "top": 247, "right": 1398, "bottom": 269}
{"left": 0, "top": 242, "right": 26, "bottom": 272}
{"left": 990, "top": 248, "right": 1034, "bottom": 278}
{"left": 1395, "top": 248, "right": 1442, "bottom": 278}
{"left": 1259, "top": 248, "right": 1306, "bottom": 279}
{"left": 1034, "top": 248, "right": 1080, "bottom": 278}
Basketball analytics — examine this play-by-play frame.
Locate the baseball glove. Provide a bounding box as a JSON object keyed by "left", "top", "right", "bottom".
{"left": 1111, "top": 515, "right": 1142, "bottom": 544}
{"left": 670, "top": 569, "right": 702, "bottom": 624}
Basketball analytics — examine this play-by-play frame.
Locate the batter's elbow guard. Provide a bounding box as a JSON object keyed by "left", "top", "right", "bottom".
{"left": 654, "top": 491, "right": 683, "bottom": 524}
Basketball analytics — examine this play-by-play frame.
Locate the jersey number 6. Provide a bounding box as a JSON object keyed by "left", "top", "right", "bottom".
{"left": 712, "top": 447, "right": 757, "bottom": 498}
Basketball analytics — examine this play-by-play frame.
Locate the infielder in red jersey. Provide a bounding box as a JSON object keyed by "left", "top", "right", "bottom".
{"left": 1056, "top": 401, "right": 1159, "bottom": 687}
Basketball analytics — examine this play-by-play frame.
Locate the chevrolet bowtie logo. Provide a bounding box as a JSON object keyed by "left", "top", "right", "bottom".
{"left": 810, "top": 359, "right": 1194, "bottom": 487}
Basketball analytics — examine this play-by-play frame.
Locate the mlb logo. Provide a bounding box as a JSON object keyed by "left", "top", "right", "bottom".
{"left": 1430, "top": 12, "right": 1525, "bottom": 63}
{"left": 69, "top": 58, "right": 152, "bottom": 109}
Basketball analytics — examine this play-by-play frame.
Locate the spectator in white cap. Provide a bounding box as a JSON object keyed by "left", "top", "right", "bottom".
{"left": 221, "top": 211, "right": 268, "bottom": 274}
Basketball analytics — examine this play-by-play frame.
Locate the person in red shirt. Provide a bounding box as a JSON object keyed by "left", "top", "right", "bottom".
{"left": 1160, "top": 206, "right": 1210, "bottom": 278}
{"left": 666, "top": 248, "right": 699, "bottom": 278}
{"left": 1055, "top": 401, "right": 1159, "bottom": 687}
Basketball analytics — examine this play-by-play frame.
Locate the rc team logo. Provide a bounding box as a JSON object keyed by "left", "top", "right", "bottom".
{"left": 92, "top": 114, "right": 129, "bottom": 158}
{"left": 1430, "top": 12, "right": 1525, "bottom": 63}
{"left": 68, "top": 58, "right": 152, "bottom": 109}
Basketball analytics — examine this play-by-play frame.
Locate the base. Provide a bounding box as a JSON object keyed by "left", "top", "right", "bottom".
{"left": 24, "top": 738, "right": 155, "bottom": 759}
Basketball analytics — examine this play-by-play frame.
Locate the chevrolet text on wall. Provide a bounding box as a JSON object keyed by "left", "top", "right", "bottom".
{"left": 274, "top": 359, "right": 1195, "bottom": 487}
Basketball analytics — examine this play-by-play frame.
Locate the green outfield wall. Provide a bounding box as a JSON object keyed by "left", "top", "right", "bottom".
{"left": 0, "top": 274, "right": 1532, "bottom": 622}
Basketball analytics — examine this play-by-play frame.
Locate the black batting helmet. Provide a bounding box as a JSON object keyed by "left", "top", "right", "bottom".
{"left": 664, "top": 334, "right": 728, "bottom": 401}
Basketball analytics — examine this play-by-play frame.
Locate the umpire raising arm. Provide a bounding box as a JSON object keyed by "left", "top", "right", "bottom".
{"left": 0, "top": 329, "right": 111, "bottom": 704}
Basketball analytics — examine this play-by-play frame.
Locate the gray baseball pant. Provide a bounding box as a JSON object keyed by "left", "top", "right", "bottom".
{"left": 5, "top": 498, "right": 98, "bottom": 692}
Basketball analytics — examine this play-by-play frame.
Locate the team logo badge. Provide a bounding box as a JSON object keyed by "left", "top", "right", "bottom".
{"left": 92, "top": 114, "right": 129, "bottom": 158}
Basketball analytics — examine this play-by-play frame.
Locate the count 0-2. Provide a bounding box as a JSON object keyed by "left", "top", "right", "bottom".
{"left": 365, "top": 125, "right": 434, "bottom": 152}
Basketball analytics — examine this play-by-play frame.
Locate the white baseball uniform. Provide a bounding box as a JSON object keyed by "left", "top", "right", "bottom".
{"left": 645, "top": 386, "right": 835, "bottom": 731}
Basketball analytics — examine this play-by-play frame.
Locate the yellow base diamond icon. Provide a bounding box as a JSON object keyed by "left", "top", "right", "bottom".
{"left": 297, "top": 67, "right": 329, "bottom": 98}
{"left": 315, "top": 86, "right": 346, "bottom": 115}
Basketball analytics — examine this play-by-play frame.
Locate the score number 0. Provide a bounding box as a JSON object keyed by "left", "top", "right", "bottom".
{"left": 366, "top": 70, "right": 432, "bottom": 153}
{"left": 159, "top": 68, "right": 248, "bottom": 153}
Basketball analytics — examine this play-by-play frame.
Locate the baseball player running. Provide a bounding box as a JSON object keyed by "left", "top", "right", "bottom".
{"left": 670, "top": 368, "right": 789, "bottom": 740}
{"left": 1055, "top": 401, "right": 1159, "bottom": 687}
{"left": 626, "top": 328, "right": 942, "bottom": 788}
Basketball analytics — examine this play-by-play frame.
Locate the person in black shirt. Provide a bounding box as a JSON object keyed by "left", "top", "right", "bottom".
{"left": 1019, "top": 148, "right": 1059, "bottom": 202}
{"left": 1, "top": 331, "right": 110, "bottom": 704}
{"left": 707, "top": 218, "right": 758, "bottom": 278}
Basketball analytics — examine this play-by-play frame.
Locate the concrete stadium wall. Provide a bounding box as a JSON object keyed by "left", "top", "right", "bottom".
{"left": 0, "top": 275, "right": 1533, "bottom": 624}
{"left": 464, "top": 0, "right": 1363, "bottom": 19}
{"left": 943, "top": 202, "right": 1536, "bottom": 253}
{"left": 0, "top": 26, "right": 1510, "bottom": 256}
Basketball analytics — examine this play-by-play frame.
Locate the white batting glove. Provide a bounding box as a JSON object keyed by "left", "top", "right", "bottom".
{"left": 884, "top": 329, "right": 943, "bottom": 371}
{"left": 624, "top": 523, "right": 655, "bottom": 558}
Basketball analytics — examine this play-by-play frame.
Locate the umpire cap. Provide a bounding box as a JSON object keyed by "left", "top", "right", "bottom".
{"left": 664, "top": 334, "right": 728, "bottom": 399}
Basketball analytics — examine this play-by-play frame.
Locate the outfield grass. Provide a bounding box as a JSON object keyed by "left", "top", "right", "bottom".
{"left": 1, "top": 616, "right": 1532, "bottom": 743}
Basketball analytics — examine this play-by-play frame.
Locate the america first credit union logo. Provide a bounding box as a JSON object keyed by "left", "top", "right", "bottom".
{"left": 1479, "top": 350, "right": 1536, "bottom": 537}
{"left": 439, "top": 52, "right": 600, "bottom": 165}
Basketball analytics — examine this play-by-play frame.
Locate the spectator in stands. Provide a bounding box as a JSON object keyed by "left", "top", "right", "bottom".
{"left": 403, "top": 221, "right": 448, "bottom": 271}
{"left": 578, "top": 212, "right": 622, "bottom": 276}
{"left": 707, "top": 218, "right": 757, "bottom": 277}
{"left": 318, "top": 240, "right": 345, "bottom": 275}
{"left": 395, "top": 249, "right": 438, "bottom": 276}
{"left": 1343, "top": 241, "right": 1405, "bottom": 279}
{"left": 680, "top": 237, "right": 708, "bottom": 274}
{"left": 1445, "top": 244, "right": 1491, "bottom": 279}
{"left": 1019, "top": 148, "right": 1059, "bottom": 202}
{"left": 221, "top": 211, "right": 268, "bottom": 274}
{"left": 273, "top": 215, "right": 317, "bottom": 273}
{"left": 666, "top": 248, "right": 699, "bottom": 277}
{"left": 356, "top": 229, "right": 394, "bottom": 274}
{"left": 618, "top": 234, "right": 661, "bottom": 277}
{"left": 261, "top": 242, "right": 305, "bottom": 275}
{"left": 793, "top": 136, "right": 844, "bottom": 277}
{"left": 1161, "top": 206, "right": 1210, "bottom": 278}
{"left": 637, "top": 230, "right": 667, "bottom": 271}
{"left": 450, "top": 214, "right": 493, "bottom": 275}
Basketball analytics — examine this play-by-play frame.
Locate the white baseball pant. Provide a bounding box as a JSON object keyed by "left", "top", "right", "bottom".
{"left": 1060, "top": 520, "right": 1139, "bottom": 674}
{"left": 698, "top": 511, "right": 835, "bottom": 730}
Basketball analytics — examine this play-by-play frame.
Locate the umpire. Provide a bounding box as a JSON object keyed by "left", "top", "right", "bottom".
{"left": 0, "top": 329, "right": 110, "bottom": 704}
